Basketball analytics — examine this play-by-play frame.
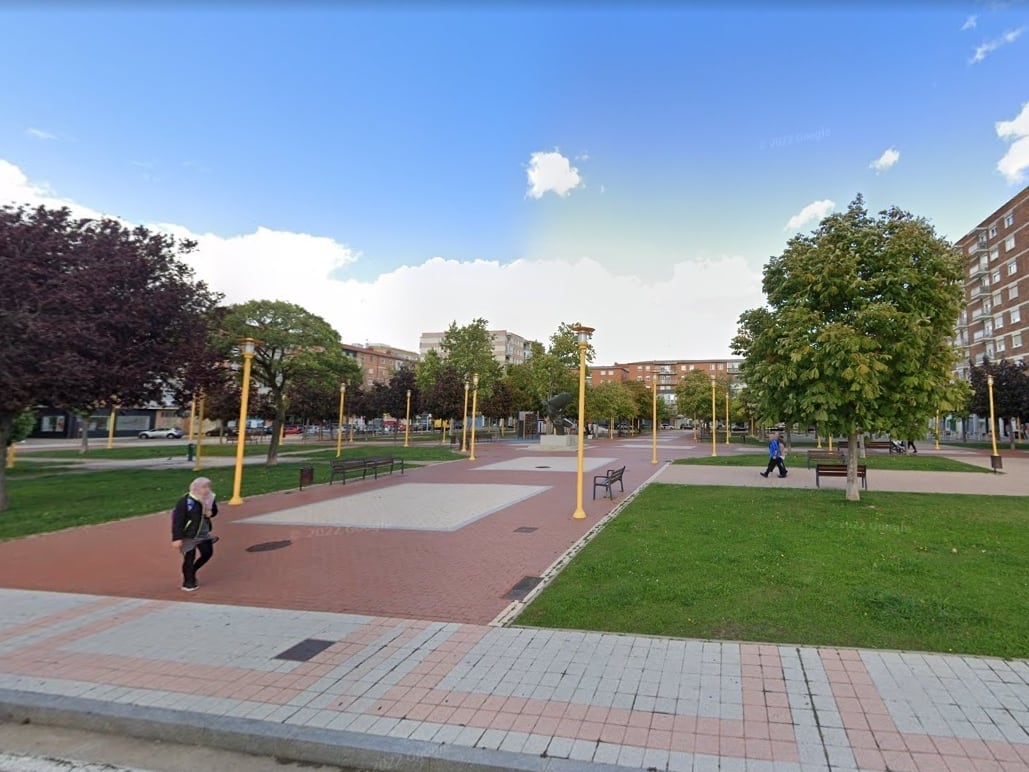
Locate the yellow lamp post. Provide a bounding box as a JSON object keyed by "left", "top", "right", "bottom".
{"left": 710, "top": 376, "right": 717, "bottom": 457}
{"left": 724, "top": 387, "right": 730, "bottom": 445}
{"left": 461, "top": 380, "right": 470, "bottom": 453}
{"left": 5, "top": 444, "right": 14, "bottom": 469}
{"left": 572, "top": 325, "right": 594, "bottom": 519}
{"left": 987, "top": 374, "right": 1002, "bottom": 471}
{"left": 106, "top": 405, "right": 117, "bottom": 449}
{"left": 193, "top": 392, "right": 206, "bottom": 472}
{"left": 935, "top": 413, "right": 941, "bottom": 450}
{"left": 229, "top": 337, "right": 257, "bottom": 506}
{"left": 404, "top": 389, "right": 412, "bottom": 448}
{"left": 188, "top": 394, "right": 198, "bottom": 444}
{"left": 469, "top": 374, "right": 480, "bottom": 461}
{"left": 336, "top": 384, "right": 346, "bottom": 458}
{"left": 651, "top": 378, "right": 658, "bottom": 465}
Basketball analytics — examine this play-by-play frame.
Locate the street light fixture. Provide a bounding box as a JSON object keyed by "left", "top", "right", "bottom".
{"left": 987, "top": 374, "right": 1002, "bottom": 471}
{"left": 229, "top": 337, "right": 258, "bottom": 506}
{"left": 572, "top": 325, "right": 594, "bottom": 519}
{"left": 336, "top": 384, "right": 346, "bottom": 458}
{"left": 710, "top": 375, "right": 717, "bottom": 457}
{"left": 404, "top": 389, "right": 412, "bottom": 448}
{"left": 461, "top": 380, "right": 470, "bottom": 453}
{"left": 651, "top": 377, "right": 658, "bottom": 465}
{"left": 469, "top": 374, "right": 480, "bottom": 461}
{"left": 724, "top": 386, "right": 730, "bottom": 445}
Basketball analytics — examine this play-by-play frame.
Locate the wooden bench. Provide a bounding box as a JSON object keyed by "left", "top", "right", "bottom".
{"left": 815, "top": 463, "right": 867, "bottom": 489}
{"left": 866, "top": 440, "right": 895, "bottom": 453}
{"left": 328, "top": 456, "right": 404, "bottom": 484}
{"left": 593, "top": 466, "right": 626, "bottom": 500}
{"left": 806, "top": 449, "right": 845, "bottom": 469}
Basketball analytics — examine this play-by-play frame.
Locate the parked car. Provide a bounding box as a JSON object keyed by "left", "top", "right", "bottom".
{"left": 205, "top": 426, "right": 237, "bottom": 437}
{"left": 284, "top": 425, "right": 302, "bottom": 435}
{"left": 138, "top": 427, "right": 184, "bottom": 440}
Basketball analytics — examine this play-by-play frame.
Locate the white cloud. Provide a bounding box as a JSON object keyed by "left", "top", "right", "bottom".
{"left": 969, "top": 27, "right": 1024, "bottom": 63}
{"left": 1, "top": 158, "right": 762, "bottom": 362}
{"left": 869, "top": 147, "right": 901, "bottom": 174}
{"left": 995, "top": 101, "right": 1029, "bottom": 183}
{"left": 961, "top": 15, "right": 977, "bottom": 30}
{"left": 526, "top": 150, "right": 583, "bottom": 199}
{"left": 785, "top": 199, "right": 835, "bottom": 231}
{"left": 25, "top": 127, "right": 58, "bottom": 141}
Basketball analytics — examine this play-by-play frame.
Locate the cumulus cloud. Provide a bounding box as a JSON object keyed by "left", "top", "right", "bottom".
{"left": 869, "top": 147, "right": 900, "bottom": 174}
{"left": 25, "top": 127, "right": 58, "bottom": 141}
{"left": 995, "top": 101, "right": 1029, "bottom": 183}
{"left": 785, "top": 199, "right": 835, "bottom": 231}
{"left": 969, "top": 27, "right": 1024, "bottom": 63}
{"left": 1, "top": 158, "right": 762, "bottom": 361}
{"left": 526, "top": 150, "right": 583, "bottom": 199}
{"left": 961, "top": 15, "right": 977, "bottom": 31}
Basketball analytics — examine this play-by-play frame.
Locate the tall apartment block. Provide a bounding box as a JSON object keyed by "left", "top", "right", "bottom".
{"left": 342, "top": 343, "right": 420, "bottom": 388}
{"left": 591, "top": 359, "right": 745, "bottom": 404}
{"left": 419, "top": 329, "right": 533, "bottom": 366}
{"left": 954, "top": 184, "right": 1029, "bottom": 380}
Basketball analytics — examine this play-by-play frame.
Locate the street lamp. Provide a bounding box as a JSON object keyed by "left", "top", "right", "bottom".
{"left": 404, "top": 389, "right": 412, "bottom": 448}
{"left": 987, "top": 374, "right": 1002, "bottom": 471}
{"left": 710, "top": 375, "right": 717, "bottom": 457}
{"left": 572, "top": 325, "right": 594, "bottom": 519}
{"left": 336, "top": 384, "right": 346, "bottom": 458}
{"left": 229, "top": 337, "right": 257, "bottom": 506}
{"left": 935, "top": 412, "right": 941, "bottom": 451}
{"left": 193, "top": 392, "right": 206, "bottom": 472}
{"left": 724, "top": 386, "right": 730, "bottom": 445}
{"left": 469, "top": 374, "right": 480, "bottom": 461}
{"left": 461, "top": 380, "right": 470, "bottom": 453}
{"left": 651, "top": 378, "right": 658, "bottom": 465}
{"left": 106, "top": 404, "right": 117, "bottom": 449}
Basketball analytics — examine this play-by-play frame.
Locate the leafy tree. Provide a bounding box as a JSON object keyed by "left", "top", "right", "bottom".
{"left": 384, "top": 367, "right": 419, "bottom": 424}
{"left": 968, "top": 358, "right": 1029, "bottom": 449}
{"left": 480, "top": 377, "right": 515, "bottom": 429}
{"left": 438, "top": 318, "right": 502, "bottom": 396}
{"left": 0, "top": 204, "right": 220, "bottom": 510}
{"left": 675, "top": 370, "right": 716, "bottom": 425}
{"left": 218, "top": 300, "right": 351, "bottom": 464}
{"left": 549, "top": 322, "right": 597, "bottom": 367}
{"left": 734, "top": 196, "right": 968, "bottom": 500}
{"left": 420, "top": 364, "right": 465, "bottom": 435}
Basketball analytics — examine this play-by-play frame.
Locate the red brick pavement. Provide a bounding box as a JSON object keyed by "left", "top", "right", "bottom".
{"left": 0, "top": 437, "right": 689, "bottom": 624}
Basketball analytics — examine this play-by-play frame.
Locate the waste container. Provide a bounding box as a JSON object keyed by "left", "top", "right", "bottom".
{"left": 299, "top": 466, "right": 314, "bottom": 490}
{"left": 187, "top": 443, "right": 196, "bottom": 462}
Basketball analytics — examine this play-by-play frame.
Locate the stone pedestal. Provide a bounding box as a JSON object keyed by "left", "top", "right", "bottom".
{"left": 539, "top": 434, "right": 577, "bottom": 450}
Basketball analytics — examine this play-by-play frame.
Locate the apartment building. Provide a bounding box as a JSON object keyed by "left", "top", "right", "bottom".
{"left": 954, "top": 184, "right": 1029, "bottom": 380}
{"left": 591, "top": 359, "right": 745, "bottom": 404}
{"left": 343, "top": 343, "right": 419, "bottom": 388}
{"left": 418, "top": 329, "right": 533, "bottom": 366}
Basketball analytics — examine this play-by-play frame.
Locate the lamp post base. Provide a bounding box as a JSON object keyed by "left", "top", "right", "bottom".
{"left": 228, "top": 496, "right": 244, "bottom": 506}
{"left": 572, "top": 508, "right": 587, "bottom": 520}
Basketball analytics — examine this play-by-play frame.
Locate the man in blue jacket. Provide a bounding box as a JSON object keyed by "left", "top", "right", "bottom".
{"left": 760, "top": 432, "right": 788, "bottom": 478}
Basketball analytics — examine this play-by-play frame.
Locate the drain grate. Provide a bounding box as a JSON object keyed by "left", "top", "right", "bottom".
{"left": 514, "top": 527, "right": 538, "bottom": 533}
{"left": 274, "top": 638, "right": 335, "bottom": 662}
{"left": 245, "top": 540, "right": 292, "bottom": 553}
{"left": 534, "top": 465, "right": 551, "bottom": 469}
{"left": 503, "top": 575, "right": 542, "bottom": 600}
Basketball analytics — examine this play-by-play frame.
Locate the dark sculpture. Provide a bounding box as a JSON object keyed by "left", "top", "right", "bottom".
{"left": 546, "top": 392, "right": 574, "bottom": 435}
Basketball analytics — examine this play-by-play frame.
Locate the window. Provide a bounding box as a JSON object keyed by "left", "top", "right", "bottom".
{"left": 1014, "top": 333, "right": 1023, "bottom": 348}
{"left": 982, "top": 299, "right": 992, "bottom": 314}
{"left": 989, "top": 248, "right": 999, "bottom": 262}
{"left": 992, "top": 270, "right": 1001, "bottom": 284}
{"left": 1009, "top": 262, "right": 1019, "bottom": 276}
{"left": 984, "top": 320, "right": 993, "bottom": 336}
{"left": 986, "top": 343, "right": 995, "bottom": 358}
{"left": 1012, "top": 308, "right": 1022, "bottom": 324}
{"left": 994, "top": 292, "right": 1002, "bottom": 306}
{"left": 1006, "top": 235, "right": 1016, "bottom": 251}
{"left": 989, "top": 226, "right": 998, "bottom": 238}
{"left": 995, "top": 314, "right": 1004, "bottom": 329}
{"left": 997, "top": 337, "right": 1007, "bottom": 352}
{"left": 1010, "top": 285, "right": 1019, "bottom": 300}
{"left": 1004, "top": 213, "right": 1014, "bottom": 228}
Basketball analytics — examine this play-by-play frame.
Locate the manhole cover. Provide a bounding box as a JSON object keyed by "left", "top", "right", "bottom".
{"left": 514, "top": 527, "right": 538, "bottom": 533}
{"left": 503, "top": 575, "right": 543, "bottom": 600}
{"left": 245, "top": 540, "right": 292, "bottom": 553}
{"left": 535, "top": 465, "right": 551, "bottom": 469}
{"left": 274, "top": 638, "right": 335, "bottom": 662}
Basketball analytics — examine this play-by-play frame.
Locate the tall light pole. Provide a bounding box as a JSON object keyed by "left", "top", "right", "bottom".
{"left": 106, "top": 404, "right": 117, "bottom": 449}
{"left": 710, "top": 376, "right": 717, "bottom": 457}
{"left": 572, "top": 325, "right": 594, "bottom": 519}
{"left": 724, "top": 386, "right": 730, "bottom": 445}
{"left": 404, "top": 389, "right": 412, "bottom": 448}
{"left": 193, "top": 392, "right": 206, "bottom": 472}
{"left": 188, "top": 394, "right": 197, "bottom": 444}
{"left": 469, "top": 374, "right": 480, "bottom": 461}
{"left": 229, "top": 337, "right": 257, "bottom": 506}
{"left": 336, "top": 383, "right": 346, "bottom": 458}
{"left": 461, "top": 380, "right": 470, "bottom": 453}
{"left": 987, "top": 374, "right": 1002, "bottom": 471}
{"left": 651, "top": 377, "right": 658, "bottom": 465}
{"left": 935, "top": 412, "right": 941, "bottom": 450}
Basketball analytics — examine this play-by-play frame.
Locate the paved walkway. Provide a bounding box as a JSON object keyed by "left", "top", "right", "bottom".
{"left": 1, "top": 435, "right": 1027, "bottom": 771}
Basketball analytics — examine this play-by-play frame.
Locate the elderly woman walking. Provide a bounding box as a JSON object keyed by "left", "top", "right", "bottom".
{"left": 171, "top": 477, "right": 219, "bottom": 592}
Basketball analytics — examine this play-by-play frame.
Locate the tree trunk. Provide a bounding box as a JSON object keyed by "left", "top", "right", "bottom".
{"left": 1010, "top": 418, "right": 1016, "bottom": 450}
{"left": 79, "top": 414, "right": 90, "bottom": 454}
{"left": 846, "top": 429, "right": 860, "bottom": 501}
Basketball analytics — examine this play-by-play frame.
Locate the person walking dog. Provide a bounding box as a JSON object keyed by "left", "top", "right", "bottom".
{"left": 171, "top": 476, "right": 219, "bottom": 592}
{"left": 760, "top": 431, "right": 788, "bottom": 478}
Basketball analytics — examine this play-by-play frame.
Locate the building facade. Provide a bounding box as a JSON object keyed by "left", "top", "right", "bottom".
{"left": 418, "top": 329, "right": 533, "bottom": 366}
{"left": 590, "top": 359, "right": 745, "bottom": 404}
{"left": 954, "top": 184, "right": 1028, "bottom": 380}
{"left": 343, "top": 343, "right": 420, "bottom": 388}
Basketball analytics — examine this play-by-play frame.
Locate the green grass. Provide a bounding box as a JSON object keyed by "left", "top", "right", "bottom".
{"left": 23, "top": 443, "right": 314, "bottom": 460}
{"left": 300, "top": 445, "right": 466, "bottom": 462}
{"left": 674, "top": 453, "right": 991, "bottom": 473}
{"left": 518, "top": 485, "right": 1029, "bottom": 658}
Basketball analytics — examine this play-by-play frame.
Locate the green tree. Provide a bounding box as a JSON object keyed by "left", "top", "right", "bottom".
{"left": 219, "top": 300, "right": 353, "bottom": 464}
{"left": 734, "top": 196, "right": 969, "bottom": 500}
{"left": 438, "top": 318, "right": 502, "bottom": 396}
{"left": 968, "top": 358, "right": 1029, "bottom": 449}
{"left": 675, "top": 370, "right": 715, "bottom": 425}
{"left": 481, "top": 377, "right": 515, "bottom": 429}
{"left": 549, "top": 322, "right": 597, "bottom": 367}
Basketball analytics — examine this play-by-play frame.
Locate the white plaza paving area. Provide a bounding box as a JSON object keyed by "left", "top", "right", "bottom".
{"left": 237, "top": 483, "right": 552, "bottom": 532}
{"left": 473, "top": 456, "right": 618, "bottom": 472}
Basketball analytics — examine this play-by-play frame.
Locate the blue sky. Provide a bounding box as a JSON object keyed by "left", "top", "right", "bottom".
{"left": 2, "top": 2, "right": 1028, "bottom": 362}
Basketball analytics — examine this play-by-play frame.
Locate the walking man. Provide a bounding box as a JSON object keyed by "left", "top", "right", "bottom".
{"left": 760, "top": 431, "right": 788, "bottom": 478}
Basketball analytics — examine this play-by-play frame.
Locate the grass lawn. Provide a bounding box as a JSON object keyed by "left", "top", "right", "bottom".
{"left": 518, "top": 484, "right": 1029, "bottom": 658}
{"left": 22, "top": 443, "right": 315, "bottom": 460}
{"left": 674, "top": 453, "right": 991, "bottom": 473}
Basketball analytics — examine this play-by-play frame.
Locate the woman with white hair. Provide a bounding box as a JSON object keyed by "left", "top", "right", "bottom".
{"left": 171, "top": 477, "right": 219, "bottom": 592}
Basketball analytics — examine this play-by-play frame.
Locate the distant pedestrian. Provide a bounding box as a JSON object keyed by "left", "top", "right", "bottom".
{"left": 906, "top": 438, "right": 918, "bottom": 453}
{"left": 760, "top": 432, "right": 788, "bottom": 478}
{"left": 171, "top": 476, "right": 219, "bottom": 592}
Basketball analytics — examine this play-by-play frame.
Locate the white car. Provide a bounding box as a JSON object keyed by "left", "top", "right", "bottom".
{"left": 138, "top": 427, "right": 184, "bottom": 439}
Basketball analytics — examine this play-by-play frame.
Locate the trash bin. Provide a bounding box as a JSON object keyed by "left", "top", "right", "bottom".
{"left": 187, "top": 443, "right": 196, "bottom": 462}
{"left": 299, "top": 466, "right": 314, "bottom": 490}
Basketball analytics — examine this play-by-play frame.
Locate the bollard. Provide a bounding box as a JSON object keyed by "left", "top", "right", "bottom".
{"left": 187, "top": 443, "right": 196, "bottom": 462}
{"left": 299, "top": 466, "right": 314, "bottom": 490}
